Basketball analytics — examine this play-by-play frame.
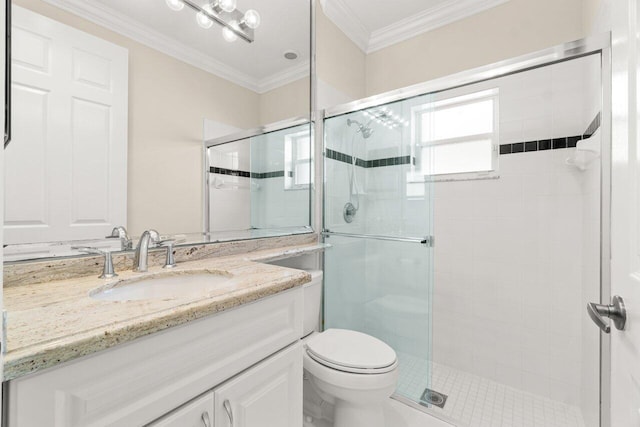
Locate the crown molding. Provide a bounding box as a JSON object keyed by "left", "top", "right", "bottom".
{"left": 257, "top": 61, "right": 310, "bottom": 93}
{"left": 321, "top": 0, "right": 510, "bottom": 54}
{"left": 38, "top": 0, "right": 306, "bottom": 93}
{"left": 318, "top": 0, "right": 369, "bottom": 52}
{"left": 368, "top": 0, "right": 510, "bottom": 53}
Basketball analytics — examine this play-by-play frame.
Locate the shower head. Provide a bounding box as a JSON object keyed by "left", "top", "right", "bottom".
{"left": 347, "top": 118, "right": 374, "bottom": 139}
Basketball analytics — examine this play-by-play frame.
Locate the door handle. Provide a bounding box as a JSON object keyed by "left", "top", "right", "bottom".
{"left": 587, "top": 295, "right": 626, "bottom": 333}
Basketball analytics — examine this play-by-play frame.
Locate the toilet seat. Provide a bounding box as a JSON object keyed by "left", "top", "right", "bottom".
{"left": 305, "top": 329, "right": 397, "bottom": 374}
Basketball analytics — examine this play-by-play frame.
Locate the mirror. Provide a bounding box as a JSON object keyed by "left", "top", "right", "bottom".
{"left": 4, "top": 0, "right": 312, "bottom": 261}
{"left": 205, "top": 120, "right": 312, "bottom": 237}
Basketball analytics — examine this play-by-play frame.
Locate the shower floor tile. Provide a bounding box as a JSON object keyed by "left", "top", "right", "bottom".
{"left": 396, "top": 353, "right": 586, "bottom": 427}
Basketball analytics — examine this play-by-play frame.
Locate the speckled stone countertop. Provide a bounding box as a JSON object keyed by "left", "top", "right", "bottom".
{"left": 4, "top": 243, "right": 326, "bottom": 381}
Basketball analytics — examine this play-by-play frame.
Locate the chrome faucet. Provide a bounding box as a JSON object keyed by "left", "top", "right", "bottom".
{"left": 133, "top": 229, "right": 160, "bottom": 272}
{"left": 107, "top": 226, "right": 132, "bottom": 250}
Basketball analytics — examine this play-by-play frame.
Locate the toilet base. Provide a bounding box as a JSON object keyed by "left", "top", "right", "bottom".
{"left": 333, "top": 399, "right": 386, "bottom": 427}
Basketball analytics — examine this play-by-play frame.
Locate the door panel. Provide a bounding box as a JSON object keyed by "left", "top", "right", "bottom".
{"left": 5, "top": 6, "right": 127, "bottom": 244}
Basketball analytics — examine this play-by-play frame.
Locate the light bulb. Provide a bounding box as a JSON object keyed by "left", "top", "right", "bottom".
{"left": 165, "top": 0, "right": 185, "bottom": 11}
{"left": 196, "top": 4, "right": 214, "bottom": 29}
{"left": 222, "top": 22, "right": 239, "bottom": 42}
{"left": 218, "top": 0, "right": 236, "bottom": 12}
{"left": 243, "top": 9, "right": 261, "bottom": 29}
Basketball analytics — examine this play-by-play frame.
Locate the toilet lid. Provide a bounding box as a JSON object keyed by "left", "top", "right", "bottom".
{"left": 305, "top": 329, "right": 397, "bottom": 373}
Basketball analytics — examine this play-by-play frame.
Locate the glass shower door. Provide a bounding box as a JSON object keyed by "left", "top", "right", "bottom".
{"left": 323, "top": 96, "right": 435, "bottom": 407}
{"left": 323, "top": 236, "right": 434, "bottom": 403}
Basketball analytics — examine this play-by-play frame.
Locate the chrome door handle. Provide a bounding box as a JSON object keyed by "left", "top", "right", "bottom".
{"left": 223, "top": 399, "right": 234, "bottom": 426}
{"left": 587, "top": 295, "right": 626, "bottom": 333}
{"left": 201, "top": 411, "right": 211, "bottom": 427}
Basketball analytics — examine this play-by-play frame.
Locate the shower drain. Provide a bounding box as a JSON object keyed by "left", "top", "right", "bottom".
{"left": 419, "top": 388, "right": 448, "bottom": 409}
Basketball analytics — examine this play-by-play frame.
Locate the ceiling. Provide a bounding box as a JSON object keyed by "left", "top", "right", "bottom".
{"left": 320, "top": 0, "right": 510, "bottom": 53}
{"left": 39, "top": 0, "right": 508, "bottom": 91}
{"left": 41, "top": 0, "right": 311, "bottom": 93}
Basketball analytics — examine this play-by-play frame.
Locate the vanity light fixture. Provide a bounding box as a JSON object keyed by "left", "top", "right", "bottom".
{"left": 165, "top": 0, "right": 260, "bottom": 43}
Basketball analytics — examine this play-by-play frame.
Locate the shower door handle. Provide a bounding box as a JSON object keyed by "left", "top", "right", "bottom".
{"left": 587, "top": 295, "right": 626, "bottom": 333}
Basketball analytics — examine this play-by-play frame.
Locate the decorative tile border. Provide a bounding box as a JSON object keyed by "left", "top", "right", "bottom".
{"left": 210, "top": 166, "right": 251, "bottom": 178}
{"left": 583, "top": 112, "right": 601, "bottom": 138}
{"left": 501, "top": 112, "right": 601, "bottom": 156}
{"left": 252, "top": 171, "right": 286, "bottom": 179}
{"left": 209, "top": 167, "right": 286, "bottom": 179}
{"left": 499, "top": 135, "right": 582, "bottom": 155}
{"left": 326, "top": 148, "right": 413, "bottom": 168}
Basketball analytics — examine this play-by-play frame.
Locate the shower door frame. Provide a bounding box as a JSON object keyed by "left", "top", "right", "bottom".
{"left": 320, "top": 33, "right": 612, "bottom": 427}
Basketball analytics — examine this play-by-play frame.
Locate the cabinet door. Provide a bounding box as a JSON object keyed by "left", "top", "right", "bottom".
{"left": 148, "top": 392, "right": 214, "bottom": 427}
{"left": 214, "top": 343, "right": 302, "bottom": 427}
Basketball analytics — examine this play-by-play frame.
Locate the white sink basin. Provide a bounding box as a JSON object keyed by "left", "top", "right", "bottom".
{"left": 91, "top": 271, "right": 234, "bottom": 301}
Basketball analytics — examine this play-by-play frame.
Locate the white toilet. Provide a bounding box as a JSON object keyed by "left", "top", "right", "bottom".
{"left": 302, "top": 270, "right": 399, "bottom": 427}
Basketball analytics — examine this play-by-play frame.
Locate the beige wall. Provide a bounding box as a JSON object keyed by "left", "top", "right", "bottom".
{"left": 583, "top": 0, "right": 602, "bottom": 34}
{"left": 364, "top": 0, "right": 585, "bottom": 96}
{"left": 259, "top": 77, "right": 310, "bottom": 124}
{"left": 316, "top": 4, "right": 366, "bottom": 100}
{"left": 14, "top": 0, "right": 310, "bottom": 237}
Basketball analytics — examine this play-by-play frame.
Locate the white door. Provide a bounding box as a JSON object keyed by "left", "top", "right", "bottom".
{"left": 4, "top": 6, "right": 128, "bottom": 244}
{"left": 214, "top": 343, "right": 302, "bottom": 427}
{"left": 609, "top": 0, "right": 640, "bottom": 426}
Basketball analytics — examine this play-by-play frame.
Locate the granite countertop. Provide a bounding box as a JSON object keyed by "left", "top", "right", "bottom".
{"left": 3, "top": 243, "right": 326, "bottom": 381}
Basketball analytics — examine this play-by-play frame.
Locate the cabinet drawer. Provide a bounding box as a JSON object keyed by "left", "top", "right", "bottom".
{"left": 148, "top": 392, "right": 213, "bottom": 427}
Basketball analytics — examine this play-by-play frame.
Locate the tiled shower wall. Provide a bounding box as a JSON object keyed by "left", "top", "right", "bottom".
{"left": 208, "top": 140, "right": 251, "bottom": 232}
{"left": 430, "top": 54, "right": 601, "bottom": 420}
{"left": 208, "top": 129, "right": 310, "bottom": 232}
{"left": 250, "top": 129, "right": 311, "bottom": 229}
{"left": 432, "top": 148, "right": 592, "bottom": 406}
{"left": 580, "top": 59, "right": 602, "bottom": 427}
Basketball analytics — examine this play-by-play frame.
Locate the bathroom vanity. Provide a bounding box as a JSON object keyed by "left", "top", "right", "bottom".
{"left": 3, "top": 243, "right": 323, "bottom": 427}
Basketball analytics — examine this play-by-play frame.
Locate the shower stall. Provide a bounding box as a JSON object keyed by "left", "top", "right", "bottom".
{"left": 321, "top": 37, "right": 608, "bottom": 427}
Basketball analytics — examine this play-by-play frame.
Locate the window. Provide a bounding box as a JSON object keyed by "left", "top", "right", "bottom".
{"left": 413, "top": 89, "right": 499, "bottom": 179}
{"left": 284, "top": 130, "right": 311, "bottom": 189}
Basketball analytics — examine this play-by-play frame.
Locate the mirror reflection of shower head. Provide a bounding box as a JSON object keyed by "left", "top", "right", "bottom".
{"left": 347, "top": 118, "right": 374, "bottom": 139}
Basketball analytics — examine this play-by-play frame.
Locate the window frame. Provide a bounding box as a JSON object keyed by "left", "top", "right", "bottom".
{"left": 411, "top": 88, "right": 500, "bottom": 181}
{"left": 284, "top": 129, "right": 312, "bottom": 190}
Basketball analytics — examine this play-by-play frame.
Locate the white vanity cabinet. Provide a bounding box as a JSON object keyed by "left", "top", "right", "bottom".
{"left": 7, "top": 288, "right": 304, "bottom": 427}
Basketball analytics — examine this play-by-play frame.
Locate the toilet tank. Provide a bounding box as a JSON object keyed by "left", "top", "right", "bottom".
{"left": 303, "top": 270, "right": 323, "bottom": 336}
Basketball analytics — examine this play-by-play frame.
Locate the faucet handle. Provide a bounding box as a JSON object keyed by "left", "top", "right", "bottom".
{"left": 72, "top": 246, "right": 118, "bottom": 279}
{"left": 157, "top": 240, "right": 177, "bottom": 269}
{"left": 148, "top": 229, "right": 161, "bottom": 246}
{"left": 72, "top": 246, "right": 105, "bottom": 255}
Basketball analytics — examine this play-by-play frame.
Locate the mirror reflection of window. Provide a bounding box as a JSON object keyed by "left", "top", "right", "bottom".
{"left": 284, "top": 130, "right": 312, "bottom": 190}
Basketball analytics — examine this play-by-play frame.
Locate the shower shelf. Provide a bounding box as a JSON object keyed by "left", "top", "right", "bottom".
{"left": 322, "top": 230, "right": 433, "bottom": 247}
